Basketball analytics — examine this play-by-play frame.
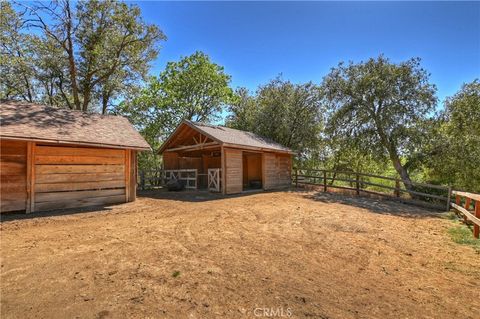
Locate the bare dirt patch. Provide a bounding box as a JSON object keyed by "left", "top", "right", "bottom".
{"left": 1, "top": 190, "right": 479, "bottom": 318}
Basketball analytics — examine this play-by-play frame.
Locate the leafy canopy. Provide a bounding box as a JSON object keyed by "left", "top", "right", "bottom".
{"left": 424, "top": 80, "right": 480, "bottom": 192}
{"left": 115, "top": 51, "right": 235, "bottom": 170}
{"left": 227, "top": 77, "right": 324, "bottom": 157}
{"left": 1, "top": 0, "right": 165, "bottom": 113}
{"left": 321, "top": 55, "right": 437, "bottom": 188}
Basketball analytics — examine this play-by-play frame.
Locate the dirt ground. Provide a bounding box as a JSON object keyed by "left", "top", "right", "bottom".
{"left": 1, "top": 190, "right": 479, "bottom": 319}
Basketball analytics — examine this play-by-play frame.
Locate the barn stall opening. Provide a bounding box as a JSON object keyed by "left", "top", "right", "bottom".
{"left": 0, "top": 101, "right": 150, "bottom": 213}
{"left": 158, "top": 120, "right": 294, "bottom": 194}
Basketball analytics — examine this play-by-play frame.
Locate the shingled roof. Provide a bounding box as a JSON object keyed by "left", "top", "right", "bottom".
{"left": 159, "top": 120, "right": 293, "bottom": 153}
{"left": 0, "top": 100, "right": 150, "bottom": 150}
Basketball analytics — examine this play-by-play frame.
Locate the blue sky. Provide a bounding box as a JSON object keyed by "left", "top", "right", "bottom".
{"left": 133, "top": 1, "right": 480, "bottom": 105}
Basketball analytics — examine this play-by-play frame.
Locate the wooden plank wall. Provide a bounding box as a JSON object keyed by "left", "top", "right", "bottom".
{"left": 263, "top": 153, "right": 292, "bottom": 190}
{"left": 33, "top": 145, "right": 128, "bottom": 211}
{"left": 0, "top": 140, "right": 27, "bottom": 212}
{"left": 224, "top": 148, "right": 243, "bottom": 194}
{"left": 129, "top": 150, "right": 137, "bottom": 202}
{"left": 277, "top": 154, "right": 292, "bottom": 186}
{"left": 163, "top": 152, "right": 179, "bottom": 170}
{"left": 263, "top": 153, "right": 278, "bottom": 190}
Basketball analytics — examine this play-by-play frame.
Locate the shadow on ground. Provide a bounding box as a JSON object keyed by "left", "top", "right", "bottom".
{"left": 0, "top": 205, "right": 113, "bottom": 223}
{"left": 138, "top": 188, "right": 268, "bottom": 202}
{"left": 303, "top": 190, "right": 443, "bottom": 218}
{"left": 1, "top": 188, "right": 444, "bottom": 222}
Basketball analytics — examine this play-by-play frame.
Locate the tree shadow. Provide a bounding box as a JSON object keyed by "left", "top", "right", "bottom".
{"left": 0, "top": 205, "right": 113, "bottom": 223}
{"left": 138, "top": 188, "right": 272, "bottom": 203}
{"left": 302, "top": 190, "right": 444, "bottom": 219}
{"left": 1, "top": 100, "right": 96, "bottom": 136}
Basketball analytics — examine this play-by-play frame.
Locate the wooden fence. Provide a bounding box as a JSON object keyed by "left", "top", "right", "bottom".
{"left": 450, "top": 191, "right": 480, "bottom": 239}
{"left": 138, "top": 169, "right": 164, "bottom": 190}
{"left": 293, "top": 168, "right": 451, "bottom": 210}
{"left": 138, "top": 169, "right": 199, "bottom": 190}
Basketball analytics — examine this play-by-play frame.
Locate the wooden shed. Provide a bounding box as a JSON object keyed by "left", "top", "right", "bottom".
{"left": 159, "top": 120, "right": 294, "bottom": 194}
{"left": 0, "top": 101, "right": 150, "bottom": 213}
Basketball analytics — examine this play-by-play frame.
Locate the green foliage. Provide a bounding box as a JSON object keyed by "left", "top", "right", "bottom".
{"left": 1, "top": 4, "right": 477, "bottom": 195}
{"left": 159, "top": 51, "right": 235, "bottom": 123}
{"left": 116, "top": 51, "right": 234, "bottom": 171}
{"left": 1, "top": 0, "right": 165, "bottom": 112}
{"left": 448, "top": 224, "right": 480, "bottom": 252}
{"left": 0, "top": 2, "right": 39, "bottom": 101}
{"left": 321, "top": 55, "right": 437, "bottom": 189}
{"left": 423, "top": 80, "right": 480, "bottom": 192}
{"left": 227, "top": 77, "right": 324, "bottom": 164}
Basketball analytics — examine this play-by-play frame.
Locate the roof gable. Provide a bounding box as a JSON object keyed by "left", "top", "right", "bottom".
{"left": 159, "top": 120, "right": 293, "bottom": 154}
{"left": 0, "top": 100, "right": 150, "bottom": 150}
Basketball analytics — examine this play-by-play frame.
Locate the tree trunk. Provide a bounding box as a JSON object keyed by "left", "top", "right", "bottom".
{"left": 64, "top": 1, "right": 81, "bottom": 110}
{"left": 388, "top": 150, "right": 414, "bottom": 191}
{"left": 101, "top": 88, "right": 112, "bottom": 115}
{"left": 372, "top": 114, "right": 415, "bottom": 192}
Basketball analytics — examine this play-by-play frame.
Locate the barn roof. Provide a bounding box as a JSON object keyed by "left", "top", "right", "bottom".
{"left": 0, "top": 100, "right": 150, "bottom": 150}
{"left": 159, "top": 120, "right": 293, "bottom": 154}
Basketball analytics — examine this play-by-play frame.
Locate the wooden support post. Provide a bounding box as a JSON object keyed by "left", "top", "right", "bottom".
{"left": 323, "top": 170, "right": 327, "bottom": 192}
{"left": 395, "top": 180, "right": 400, "bottom": 198}
{"left": 356, "top": 173, "right": 360, "bottom": 196}
{"left": 25, "top": 142, "right": 36, "bottom": 213}
{"left": 221, "top": 146, "right": 226, "bottom": 194}
{"left": 474, "top": 201, "right": 480, "bottom": 239}
{"left": 446, "top": 186, "right": 452, "bottom": 212}
{"left": 464, "top": 197, "right": 471, "bottom": 223}
{"left": 25, "top": 142, "right": 32, "bottom": 213}
{"left": 125, "top": 150, "right": 130, "bottom": 202}
{"left": 130, "top": 150, "right": 137, "bottom": 201}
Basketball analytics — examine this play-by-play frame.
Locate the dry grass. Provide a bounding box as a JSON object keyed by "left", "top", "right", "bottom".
{"left": 1, "top": 190, "right": 479, "bottom": 318}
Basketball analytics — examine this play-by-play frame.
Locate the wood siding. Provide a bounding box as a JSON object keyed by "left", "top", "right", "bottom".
{"left": 0, "top": 140, "right": 27, "bottom": 212}
{"left": 224, "top": 148, "right": 243, "bottom": 194}
{"left": 33, "top": 145, "right": 128, "bottom": 211}
{"left": 263, "top": 153, "right": 292, "bottom": 190}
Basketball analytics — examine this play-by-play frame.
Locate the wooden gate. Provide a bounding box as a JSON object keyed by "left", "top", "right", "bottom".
{"left": 208, "top": 168, "right": 221, "bottom": 192}
{"left": 165, "top": 169, "right": 197, "bottom": 189}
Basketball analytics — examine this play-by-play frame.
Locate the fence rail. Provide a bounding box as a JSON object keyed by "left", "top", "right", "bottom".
{"left": 139, "top": 169, "right": 199, "bottom": 190}
{"left": 451, "top": 191, "right": 480, "bottom": 239}
{"left": 138, "top": 169, "right": 164, "bottom": 190}
{"left": 293, "top": 168, "right": 451, "bottom": 210}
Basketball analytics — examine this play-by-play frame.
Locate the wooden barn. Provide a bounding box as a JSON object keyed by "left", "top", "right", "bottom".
{"left": 0, "top": 101, "right": 150, "bottom": 213}
{"left": 159, "top": 120, "right": 294, "bottom": 194}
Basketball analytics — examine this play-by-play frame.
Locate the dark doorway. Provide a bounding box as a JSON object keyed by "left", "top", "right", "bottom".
{"left": 243, "top": 152, "right": 263, "bottom": 190}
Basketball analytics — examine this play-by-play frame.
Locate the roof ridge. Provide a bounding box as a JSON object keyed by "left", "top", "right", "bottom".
{"left": 1, "top": 100, "right": 127, "bottom": 119}
{"left": 185, "top": 120, "right": 292, "bottom": 153}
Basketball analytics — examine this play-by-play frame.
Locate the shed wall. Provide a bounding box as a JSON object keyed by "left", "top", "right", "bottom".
{"left": 224, "top": 148, "right": 243, "bottom": 194}
{"left": 263, "top": 153, "right": 292, "bottom": 190}
{"left": 0, "top": 140, "right": 27, "bottom": 212}
{"left": 34, "top": 145, "right": 128, "bottom": 211}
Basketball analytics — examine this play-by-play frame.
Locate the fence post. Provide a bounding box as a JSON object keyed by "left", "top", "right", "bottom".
{"left": 464, "top": 197, "right": 471, "bottom": 223}
{"left": 474, "top": 201, "right": 479, "bottom": 239}
{"left": 355, "top": 173, "right": 360, "bottom": 196}
{"left": 295, "top": 169, "right": 298, "bottom": 188}
{"left": 446, "top": 186, "right": 452, "bottom": 212}
{"left": 395, "top": 180, "right": 400, "bottom": 198}
{"left": 323, "top": 170, "right": 327, "bottom": 192}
